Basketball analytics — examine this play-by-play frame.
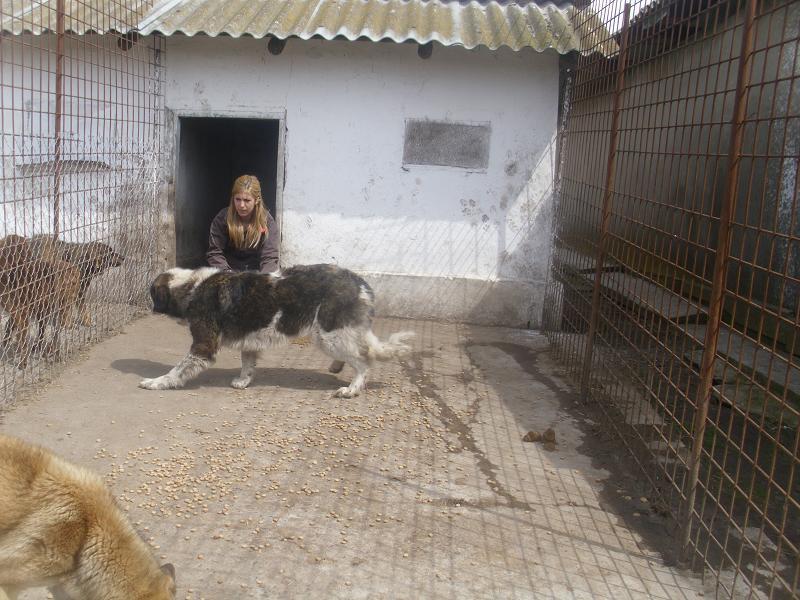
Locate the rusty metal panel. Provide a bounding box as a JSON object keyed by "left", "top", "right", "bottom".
{"left": 544, "top": 0, "right": 799, "bottom": 596}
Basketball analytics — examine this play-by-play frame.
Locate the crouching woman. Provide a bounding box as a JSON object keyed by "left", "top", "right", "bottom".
{"left": 207, "top": 174, "right": 279, "bottom": 273}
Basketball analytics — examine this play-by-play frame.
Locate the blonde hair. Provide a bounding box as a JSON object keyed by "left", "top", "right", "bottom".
{"left": 226, "top": 175, "right": 269, "bottom": 249}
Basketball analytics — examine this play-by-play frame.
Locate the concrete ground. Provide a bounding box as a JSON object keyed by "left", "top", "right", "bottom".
{"left": 1, "top": 315, "right": 710, "bottom": 599}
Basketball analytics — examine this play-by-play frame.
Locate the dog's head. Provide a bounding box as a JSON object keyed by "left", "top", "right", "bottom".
{"left": 150, "top": 267, "right": 218, "bottom": 318}
{"left": 149, "top": 562, "right": 177, "bottom": 599}
{"left": 84, "top": 241, "right": 125, "bottom": 274}
{"left": 150, "top": 271, "right": 182, "bottom": 317}
{"left": 0, "top": 234, "right": 32, "bottom": 271}
{"left": 61, "top": 560, "right": 176, "bottom": 600}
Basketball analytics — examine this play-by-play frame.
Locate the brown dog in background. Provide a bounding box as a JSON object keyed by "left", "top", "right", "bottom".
{"left": 0, "top": 434, "right": 176, "bottom": 600}
{"left": 28, "top": 235, "right": 125, "bottom": 326}
{"left": 0, "top": 235, "right": 81, "bottom": 365}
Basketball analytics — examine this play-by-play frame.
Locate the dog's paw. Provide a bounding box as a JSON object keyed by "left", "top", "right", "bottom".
{"left": 231, "top": 376, "right": 251, "bottom": 389}
{"left": 328, "top": 360, "right": 345, "bottom": 374}
{"left": 334, "top": 386, "right": 359, "bottom": 398}
{"left": 139, "top": 376, "right": 174, "bottom": 390}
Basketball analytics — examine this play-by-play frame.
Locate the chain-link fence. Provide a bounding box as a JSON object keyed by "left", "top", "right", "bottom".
{"left": 0, "top": 1, "right": 164, "bottom": 403}
{"left": 544, "top": 0, "right": 798, "bottom": 597}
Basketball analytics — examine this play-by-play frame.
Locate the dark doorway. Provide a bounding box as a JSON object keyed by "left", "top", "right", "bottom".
{"left": 175, "top": 117, "right": 281, "bottom": 268}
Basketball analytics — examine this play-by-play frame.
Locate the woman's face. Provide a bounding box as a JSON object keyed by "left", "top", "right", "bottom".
{"left": 233, "top": 191, "right": 257, "bottom": 220}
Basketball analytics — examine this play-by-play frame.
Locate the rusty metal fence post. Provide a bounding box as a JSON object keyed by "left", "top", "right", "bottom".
{"left": 53, "top": 0, "right": 65, "bottom": 238}
{"left": 678, "top": 0, "right": 760, "bottom": 562}
{"left": 580, "top": 3, "right": 631, "bottom": 399}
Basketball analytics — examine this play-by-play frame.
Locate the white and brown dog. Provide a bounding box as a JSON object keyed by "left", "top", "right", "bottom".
{"left": 139, "top": 264, "right": 413, "bottom": 397}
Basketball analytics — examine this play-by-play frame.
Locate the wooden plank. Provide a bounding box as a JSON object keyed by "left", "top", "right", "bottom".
{"left": 682, "top": 323, "right": 800, "bottom": 399}
{"left": 552, "top": 246, "right": 617, "bottom": 274}
{"left": 583, "top": 271, "right": 708, "bottom": 322}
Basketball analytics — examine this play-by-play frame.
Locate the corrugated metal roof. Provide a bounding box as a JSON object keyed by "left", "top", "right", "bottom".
{"left": 1, "top": 0, "right": 617, "bottom": 55}
{"left": 137, "top": 0, "right": 613, "bottom": 54}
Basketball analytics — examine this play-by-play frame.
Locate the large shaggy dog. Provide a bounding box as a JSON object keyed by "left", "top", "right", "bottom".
{"left": 140, "top": 264, "right": 413, "bottom": 397}
{"left": 0, "top": 434, "right": 176, "bottom": 600}
{"left": 28, "top": 235, "right": 125, "bottom": 325}
{"left": 0, "top": 235, "right": 81, "bottom": 365}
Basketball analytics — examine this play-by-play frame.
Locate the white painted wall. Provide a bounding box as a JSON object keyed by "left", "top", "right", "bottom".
{"left": 165, "top": 36, "right": 559, "bottom": 327}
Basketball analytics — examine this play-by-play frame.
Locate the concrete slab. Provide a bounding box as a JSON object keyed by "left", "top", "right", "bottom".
{"left": 0, "top": 315, "right": 710, "bottom": 599}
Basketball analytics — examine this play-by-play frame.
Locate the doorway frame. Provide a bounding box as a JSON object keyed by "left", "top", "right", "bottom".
{"left": 164, "top": 108, "right": 287, "bottom": 268}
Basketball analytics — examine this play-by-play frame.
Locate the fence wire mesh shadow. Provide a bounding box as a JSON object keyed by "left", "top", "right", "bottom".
{"left": 543, "top": 0, "right": 799, "bottom": 597}
{"left": 0, "top": 2, "right": 165, "bottom": 404}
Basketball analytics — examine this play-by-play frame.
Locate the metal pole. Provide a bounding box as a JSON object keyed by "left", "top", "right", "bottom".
{"left": 581, "top": 3, "right": 631, "bottom": 397}
{"left": 53, "top": 0, "right": 65, "bottom": 238}
{"left": 679, "top": 0, "right": 759, "bottom": 563}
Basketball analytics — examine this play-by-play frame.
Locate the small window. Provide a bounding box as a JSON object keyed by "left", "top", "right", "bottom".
{"left": 402, "top": 119, "right": 491, "bottom": 170}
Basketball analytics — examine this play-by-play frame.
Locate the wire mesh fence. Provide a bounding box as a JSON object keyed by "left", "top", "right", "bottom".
{"left": 0, "top": 1, "right": 164, "bottom": 404}
{"left": 544, "top": 0, "right": 798, "bottom": 597}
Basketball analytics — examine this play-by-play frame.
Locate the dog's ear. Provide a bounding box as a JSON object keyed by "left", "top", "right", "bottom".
{"left": 160, "top": 563, "right": 176, "bottom": 597}
{"left": 96, "top": 243, "right": 124, "bottom": 268}
{"left": 0, "top": 235, "right": 28, "bottom": 267}
{"left": 151, "top": 282, "right": 170, "bottom": 313}
{"left": 160, "top": 563, "right": 176, "bottom": 582}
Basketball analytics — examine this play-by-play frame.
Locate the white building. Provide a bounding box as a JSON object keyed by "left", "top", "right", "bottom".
{"left": 2, "top": 0, "right": 609, "bottom": 327}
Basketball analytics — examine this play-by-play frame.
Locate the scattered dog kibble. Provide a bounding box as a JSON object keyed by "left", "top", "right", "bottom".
{"left": 25, "top": 342, "right": 660, "bottom": 598}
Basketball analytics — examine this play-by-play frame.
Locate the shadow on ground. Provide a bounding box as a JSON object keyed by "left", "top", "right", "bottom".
{"left": 110, "top": 358, "right": 383, "bottom": 391}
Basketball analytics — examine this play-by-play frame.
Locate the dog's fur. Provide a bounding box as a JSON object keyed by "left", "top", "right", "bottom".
{"left": 0, "top": 434, "right": 176, "bottom": 600}
{"left": 28, "top": 235, "right": 125, "bottom": 326}
{"left": 140, "top": 264, "right": 413, "bottom": 397}
{"left": 0, "top": 235, "right": 81, "bottom": 364}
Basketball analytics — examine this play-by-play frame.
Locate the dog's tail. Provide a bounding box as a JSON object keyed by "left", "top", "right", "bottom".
{"left": 366, "top": 330, "right": 414, "bottom": 362}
